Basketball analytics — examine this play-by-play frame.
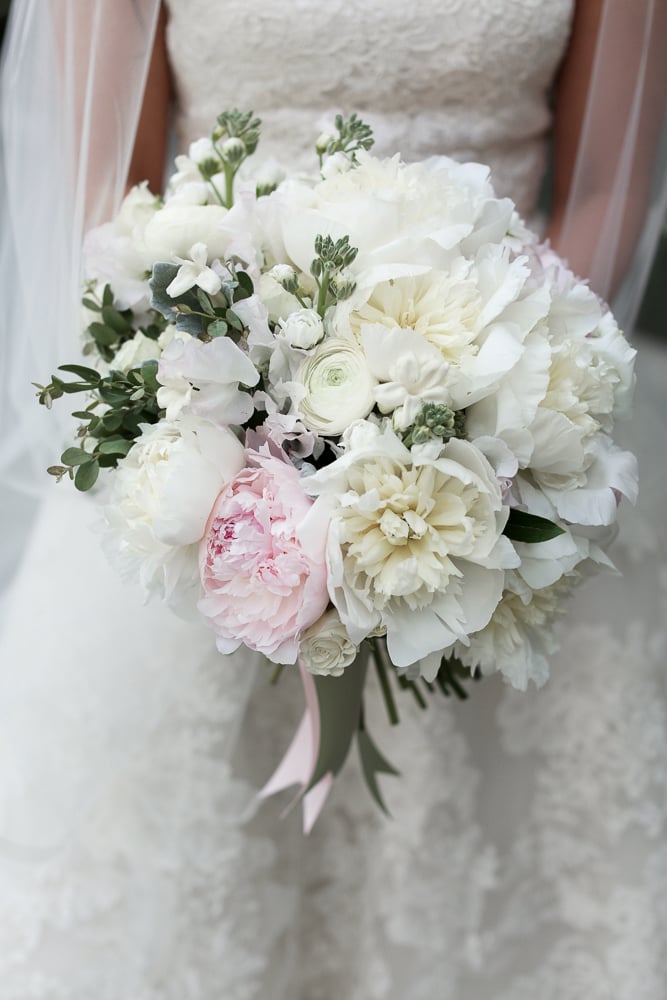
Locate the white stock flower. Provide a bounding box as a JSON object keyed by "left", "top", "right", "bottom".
{"left": 103, "top": 416, "right": 245, "bottom": 604}
{"left": 306, "top": 425, "right": 514, "bottom": 671}
{"left": 300, "top": 609, "right": 358, "bottom": 677}
{"left": 279, "top": 308, "right": 325, "bottom": 349}
{"left": 296, "top": 338, "right": 376, "bottom": 434}
{"left": 166, "top": 242, "right": 223, "bottom": 297}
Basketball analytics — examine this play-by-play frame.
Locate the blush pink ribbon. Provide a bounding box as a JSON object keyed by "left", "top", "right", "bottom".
{"left": 258, "top": 661, "right": 333, "bottom": 834}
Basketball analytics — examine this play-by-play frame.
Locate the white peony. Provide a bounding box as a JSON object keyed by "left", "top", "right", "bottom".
{"left": 295, "top": 338, "right": 377, "bottom": 434}
{"left": 103, "top": 416, "right": 245, "bottom": 604}
{"left": 306, "top": 424, "right": 516, "bottom": 672}
{"left": 142, "top": 204, "right": 229, "bottom": 261}
{"left": 300, "top": 609, "right": 358, "bottom": 677}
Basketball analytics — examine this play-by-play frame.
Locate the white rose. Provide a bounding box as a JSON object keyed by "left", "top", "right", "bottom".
{"left": 300, "top": 609, "right": 358, "bottom": 677}
{"left": 111, "top": 331, "right": 161, "bottom": 373}
{"left": 103, "top": 416, "right": 245, "bottom": 603}
{"left": 280, "top": 308, "right": 325, "bottom": 349}
{"left": 295, "top": 338, "right": 376, "bottom": 434}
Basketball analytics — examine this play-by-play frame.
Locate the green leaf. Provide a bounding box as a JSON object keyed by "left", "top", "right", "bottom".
{"left": 307, "top": 644, "right": 369, "bottom": 792}
{"left": 102, "top": 284, "right": 114, "bottom": 307}
{"left": 357, "top": 724, "right": 399, "bottom": 816}
{"left": 88, "top": 322, "right": 117, "bottom": 347}
{"left": 100, "top": 411, "right": 124, "bottom": 432}
{"left": 235, "top": 270, "right": 254, "bottom": 299}
{"left": 196, "top": 288, "right": 216, "bottom": 315}
{"left": 504, "top": 508, "right": 566, "bottom": 544}
{"left": 61, "top": 447, "right": 92, "bottom": 466}
{"left": 101, "top": 306, "right": 132, "bottom": 334}
{"left": 81, "top": 297, "right": 101, "bottom": 312}
{"left": 58, "top": 364, "right": 101, "bottom": 383}
{"left": 97, "top": 438, "right": 132, "bottom": 456}
{"left": 74, "top": 459, "right": 99, "bottom": 491}
{"left": 226, "top": 309, "right": 244, "bottom": 332}
{"left": 208, "top": 318, "right": 228, "bottom": 338}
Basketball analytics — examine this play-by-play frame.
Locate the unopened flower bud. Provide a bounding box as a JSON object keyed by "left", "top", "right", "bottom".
{"left": 315, "top": 132, "right": 333, "bottom": 155}
{"left": 330, "top": 269, "right": 356, "bottom": 301}
{"left": 221, "top": 137, "right": 246, "bottom": 163}
{"left": 270, "top": 264, "right": 299, "bottom": 294}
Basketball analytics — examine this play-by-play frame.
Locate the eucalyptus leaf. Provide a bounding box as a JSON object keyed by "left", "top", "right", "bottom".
{"left": 61, "top": 446, "right": 92, "bottom": 466}
{"left": 102, "top": 284, "right": 114, "bottom": 307}
{"left": 101, "top": 306, "right": 132, "bottom": 334}
{"left": 58, "top": 364, "right": 101, "bottom": 383}
{"left": 97, "top": 438, "right": 132, "bottom": 456}
{"left": 81, "top": 297, "right": 101, "bottom": 312}
{"left": 74, "top": 460, "right": 99, "bottom": 491}
{"left": 208, "top": 318, "right": 228, "bottom": 338}
{"left": 88, "top": 322, "right": 117, "bottom": 347}
{"left": 504, "top": 509, "right": 565, "bottom": 544}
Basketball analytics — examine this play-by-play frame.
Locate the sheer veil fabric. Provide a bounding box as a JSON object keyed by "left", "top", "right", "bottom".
{"left": 0, "top": 1, "right": 666, "bottom": 996}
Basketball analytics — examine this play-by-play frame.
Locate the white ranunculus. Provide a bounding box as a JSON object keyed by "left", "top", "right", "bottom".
{"left": 300, "top": 609, "right": 358, "bottom": 677}
{"left": 111, "top": 331, "right": 161, "bottom": 373}
{"left": 103, "top": 416, "right": 245, "bottom": 604}
{"left": 142, "top": 204, "right": 229, "bottom": 262}
{"left": 306, "top": 426, "right": 513, "bottom": 668}
{"left": 296, "top": 338, "right": 376, "bottom": 434}
{"left": 280, "top": 308, "right": 325, "bottom": 349}
{"left": 156, "top": 336, "right": 259, "bottom": 424}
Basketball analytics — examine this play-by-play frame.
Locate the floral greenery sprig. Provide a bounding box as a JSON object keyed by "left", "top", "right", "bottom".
{"left": 316, "top": 112, "right": 375, "bottom": 170}
{"left": 37, "top": 361, "right": 161, "bottom": 491}
{"left": 400, "top": 403, "right": 467, "bottom": 449}
{"left": 82, "top": 282, "right": 165, "bottom": 363}
{"left": 202, "top": 109, "right": 262, "bottom": 208}
{"left": 150, "top": 259, "right": 255, "bottom": 340}
{"left": 310, "top": 234, "right": 358, "bottom": 318}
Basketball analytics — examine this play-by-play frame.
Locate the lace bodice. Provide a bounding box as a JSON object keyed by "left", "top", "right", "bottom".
{"left": 165, "top": 0, "right": 573, "bottom": 218}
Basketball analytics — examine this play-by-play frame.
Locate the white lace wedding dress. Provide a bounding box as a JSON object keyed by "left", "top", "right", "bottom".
{"left": 2, "top": 1, "right": 667, "bottom": 997}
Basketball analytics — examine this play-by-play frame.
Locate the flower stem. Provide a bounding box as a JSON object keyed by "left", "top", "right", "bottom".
{"left": 224, "top": 163, "right": 235, "bottom": 208}
{"left": 371, "top": 639, "right": 399, "bottom": 726}
{"left": 397, "top": 673, "right": 428, "bottom": 710}
{"left": 208, "top": 176, "right": 227, "bottom": 207}
{"left": 316, "top": 266, "right": 330, "bottom": 318}
{"left": 269, "top": 663, "right": 285, "bottom": 685}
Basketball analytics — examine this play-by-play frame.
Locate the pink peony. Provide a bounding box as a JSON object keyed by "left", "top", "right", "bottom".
{"left": 198, "top": 450, "right": 329, "bottom": 663}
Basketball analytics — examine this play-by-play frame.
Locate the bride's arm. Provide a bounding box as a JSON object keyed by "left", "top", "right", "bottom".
{"left": 548, "top": 0, "right": 667, "bottom": 296}
{"left": 126, "top": 4, "right": 172, "bottom": 192}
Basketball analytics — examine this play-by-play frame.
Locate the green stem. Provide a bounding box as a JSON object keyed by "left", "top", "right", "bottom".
{"left": 397, "top": 674, "right": 428, "bottom": 710}
{"left": 208, "top": 176, "right": 227, "bottom": 208}
{"left": 224, "top": 162, "right": 236, "bottom": 208}
{"left": 371, "top": 639, "right": 399, "bottom": 726}
{"left": 316, "top": 266, "right": 330, "bottom": 318}
{"left": 269, "top": 663, "right": 285, "bottom": 685}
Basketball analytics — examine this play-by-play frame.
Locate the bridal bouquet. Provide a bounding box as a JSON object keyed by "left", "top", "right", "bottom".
{"left": 37, "top": 110, "right": 637, "bottom": 826}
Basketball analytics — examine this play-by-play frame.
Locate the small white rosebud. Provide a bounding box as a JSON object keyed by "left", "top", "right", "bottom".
{"left": 300, "top": 609, "right": 358, "bottom": 677}
{"left": 280, "top": 308, "right": 325, "bottom": 350}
